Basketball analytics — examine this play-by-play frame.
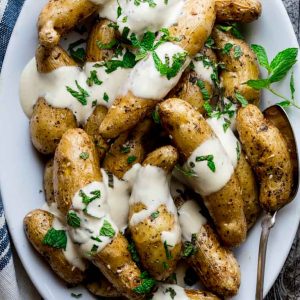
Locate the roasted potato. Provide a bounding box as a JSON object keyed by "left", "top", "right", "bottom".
{"left": 159, "top": 99, "right": 247, "bottom": 247}
{"left": 38, "top": 0, "right": 98, "bottom": 48}
{"left": 169, "top": 48, "right": 217, "bottom": 115}
{"left": 152, "top": 284, "right": 220, "bottom": 300}
{"left": 99, "top": 0, "right": 216, "bottom": 139}
{"left": 44, "top": 159, "right": 55, "bottom": 205}
{"left": 87, "top": 278, "right": 123, "bottom": 298}
{"left": 212, "top": 27, "right": 260, "bottom": 105}
{"left": 129, "top": 146, "right": 182, "bottom": 280}
{"left": 30, "top": 46, "right": 77, "bottom": 154}
{"left": 24, "top": 209, "right": 85, "bottom": 285}
{"left": 236, "top": 104, "right": 293, "bottom": 212}
{"left": 103, "top": 118, "right": 152, "bottom": 178}
{"left": 174, "top": 194, "right": 240, "bottom": 297}
{"left": 53, "top": 128, "right": 143, "bottom": 299}
{"left": 215, "top": 0, "right": 262, "bottom": 23}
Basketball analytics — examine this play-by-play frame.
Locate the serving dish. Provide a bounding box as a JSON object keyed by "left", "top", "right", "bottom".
{"left": 0, "top": 0, "right": 300, "bottom": 299}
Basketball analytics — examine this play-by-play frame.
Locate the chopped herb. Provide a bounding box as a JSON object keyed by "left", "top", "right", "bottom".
{"left": 99, "top": 220, "right": 115, "bottom": 238}
{"left": 79, "top": 152, "right": 89, "bottom": 160}
{"left": 165, "top": 287, "right": 176, "bottom": 299}
{"left": 233, "top": 45, "right": 243, "bottom": 58}
{"left": 120, "top": 144, "right": 131, "bottom": 153}
{"left": 127, "top": 155, "right": 137, "bottom": 164}
{"left": 197, "top": 80, "right": 210, "bottom": 101}
{"left": 133, "top": 272, "right": 156, "bottom": 294}
{"left": 67, "top": 211, "right": 81, "bottom": 228}
{"left": 42, "top": 228, "right": 67, "bottom": 250}
{"left": 122, "top": 16, "right": 128, "bottom": 23}
{"left": 152, "top": 51, "right": 187, "bottom": 80}
{"left": 152, "top": 109, "right": 160, "bottom": 124}
{"left": 128, "top": 241, "right": 140, "bottom": 263}
{"left": 222, "top": 43, "right": 233, "bottom": 55}
{"left": 66, "top": 80, "right": 89, "bottom": 105}
{"left": 108, "top": 22, "right": 119, "bottom": 30}
{"left": 134, "top": 0, "right": 156, "bottom": 8}
{"left": 86, "top": 70, "right": 102, "bottom": 86}
{"left": 103, "top": 50, "right": 137, "bottom": 73}
{"left": 164, "top": 241, "right": 173, "bottom": 260}
{"left": 150, "top": 211, "right": 159, "bottom": 220}
{"left": 117, "top": 0, "right": 122, "bottom": 18}
{"left": 79, "top": 189, "right": 101, "bottom": 210}
{"left": 236, "top": 141, "right": 241, "bottom": 161}
{"left": 162, "top": 261, "right": 169, "bottom": 270}
{"left": 203, "top": 100, "right": 213, "bottom": 117}
{"left": 217, "top": 22, "right": 244, "bottom": 39}
{"left": 175, "top": 165, "right": 197, "bottom": 178}
{"left": 223, "top": 118, "right": 231, "bottom": 132}
{"left": 164, "top": 0, "right": 168, "bottom": 4}
{"left": 90, "top": 244, "right": 99, "bottom": 252}
{"left": 92, "top": 100, "right": 97, "bottom": 107}
{"left": 103, "top": 92, "right": 109, "bottom": 102}
{"left": 67, "top": 39, "right": 86, "bottom": 63}
{"left": 96, "top": 39, "right": 117, "bottom": 50}
{"left": 91, "top": 236, "right": 102, "bottom": 242}
{"left": 195, "top": 155, "right": 216, "bottom": 172}
{"left": 205, "top": 36, "right": 215, "bottom": 48}
{"left": 182, "top": 233, "right": 197, "bottom": 258}
{"left": 235, "top": 92, "right": 248, "bottom": 107}
{"left": 71, "top": 293, "right": 82, "bottom": 298}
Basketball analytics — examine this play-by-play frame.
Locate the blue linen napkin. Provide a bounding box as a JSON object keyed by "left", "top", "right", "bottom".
{"left": 0, "top": 0, "right": 299, "bottom": 299}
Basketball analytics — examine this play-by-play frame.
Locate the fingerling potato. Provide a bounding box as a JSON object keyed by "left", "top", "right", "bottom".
{"left": 236, "top": 104, "right": 293, "bottom": 212}
{"left": 44, "top": 159, "right": 55, "bottom": 205}
{"left": 129, "top": 146, "right": 182, "bottom": 280}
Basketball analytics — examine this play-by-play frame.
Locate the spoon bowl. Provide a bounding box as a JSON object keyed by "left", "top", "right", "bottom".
{"left": 256, "top": 104, "right": 299, "bottom": 300}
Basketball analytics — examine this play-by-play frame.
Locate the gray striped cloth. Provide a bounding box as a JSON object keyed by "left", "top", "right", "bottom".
{"left": 0, "top": 0, "right": 299, "bottom": 299}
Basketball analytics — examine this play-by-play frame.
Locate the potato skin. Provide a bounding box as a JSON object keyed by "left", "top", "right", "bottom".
{"left": 53, "top": 128, "right": 102, "bottom": 215}
{"left": 236, "top": 104, "right": 293, "bottom": 212}
{"left": 44, "top": 159, "right": 55, "bottom": 205}
{"left": 30, "top": 98, "right": 77, "bottom": 154}
{"left": 129, "top": 146, "right": 181, "bottom": 280}
{"left": 24, "top": 209, "right": 85, "bottom": 285}
{"left": 38, "top": 0, "right": 98, "bottom": 48}
{"left": 169, "top": 0, "right": 216, "bottom": 56}
{"left": 212, "top": 28, "right": 260, "bottom": 105}
{"left": 103, "top": 119, "right": 152, "bottom": 178}
{"left": 185, "top": 289, "right": 220, "bottom": 300}
{"left": 158, "top": 99, "right": 247, "bottom": 247}
{"left": 215, "top": 0, "right": 262, "bottom": 23}
{"left": 84, "top": 105, "right": 109, "bottom": 161}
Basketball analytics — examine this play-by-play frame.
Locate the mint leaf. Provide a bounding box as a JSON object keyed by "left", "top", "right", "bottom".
{"left": 205, "top": 36, "right": 215, "bottom": 48}
{"left": 43, "top": 228, "right": 67, "bottom": 250}
{"left": 195, "top": 155, "right": 215, "bottom": 172}
{"left": 86, "top": 70, "right": 102, "bottom": 86}
{"left": 96, "top": 39, "right": 117, "bottom": 50}
{"left": 128, "top": 241, "right": 140, "bottom": 263}
{"left": 99, "top": 220, "right": 115, "bottom": 238}
{"left": 277, "top": 101, "right": 291, "bottom": 107}
{"left": 196, "top": 80, "right": 210, "bottom": 101}
{"left": 222, "top": 43, "right": 233, "bottom": 55}
{"left": 127, "top": 155, "right": 137, "bottom": 164}
{"left": 165, "top": 287, "right": 176, "bottom": 299}
{"left": 79, "top": 152, "right": 89, "bottom": 160}
{"left": 66, "top": 80, "right": 89, "bottom": 105}
{"left": 182, "top": 233, "right": 197, "bottom": 258}
{"left": 233, "top": 45, "right": 243, "bottom": 59}
{"left": 290, "top": 72, "right": 295, "bottom": 100}
{"left": 246, "top": 79, "right": 270, "bottom": 90}
{"left": 67, "top": 211, "right": 81, "bottom": 228}
{"left": 103, "top": 92, "right": 109, "bottom": 102}
{"left": 235, "top": 92, "right": 248, "bottom": 107}
{"left": 164, "top": 241, "right": 173, "bottom": 259}
{"left": 251, "top": 44, "right": 270, "bottom": 72}
{"left": 133, "top": 273, "right": 156, "bottom": 294}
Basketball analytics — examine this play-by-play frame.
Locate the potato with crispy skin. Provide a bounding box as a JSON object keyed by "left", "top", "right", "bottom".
{"left": 38, "top": 0, "right": 98, "bottom": 48}
{"left": 53, "top": 128, "right": 143, "bottom": 299}
{"left": 236, "top": 104, "right": 293, "bottom": 212}
{"left": 44, "top": 159, "right": 55, "bottom": 205}
{"left": 24, "top": 209, "right": 85, "bottom": 285}
{"left": 174, "top": 193, "right": 240, "bottom": 297}
{"left": 212, "top": 27, "right": 260, "bottom": 105}
{"left": 215, "top": 0, "right": 262, "bottom": 23}
{"left": 129, "top": 146, "right": 182, "bottom": 280}
{"left": 103, "top": 119, "right": 152, "bottom": 179}
{"left": 158, "top": 99, "right": 247, "bottom": 247}
{"left": 99, "top": 0, "right": 216, "bottom": 139}
{"left": 30, "top": 46, "right": 77, "bottom": 154}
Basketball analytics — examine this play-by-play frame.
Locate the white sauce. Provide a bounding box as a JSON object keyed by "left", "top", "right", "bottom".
{"left": 193, "top": 59, "right": 214, "bottom": 85}
{"left": 19, "top": 58, "right": 129, "bottom": 125}
{"left": 185, "top": 137, "right": 234, "bottom": 196}
{"left": 207, "top": 117, "right": 240, "bottom": 168}
{"left": 152, "top": 284, "right": 189, "bottom": 300}
{"left": 178, "top": 200, "right": 206, "bottom": 242}
{"left": 129, "top": 165, "right": 181, "bottom": 247}
{"left": 99, "top": 0, "right": 184, "bottom": 36}
{"left": 101, "top": 169, "right": 130, "bottom": 232}
{"left": 68, "top": 181, "right": 119, "bottom": 258}
{"left": 126, "top": 42, "right": 190, "bottom": 100}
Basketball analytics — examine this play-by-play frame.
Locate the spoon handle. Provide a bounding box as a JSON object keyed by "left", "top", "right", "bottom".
{"left": 256, "top": 212, "right": 277, "bottom": 300}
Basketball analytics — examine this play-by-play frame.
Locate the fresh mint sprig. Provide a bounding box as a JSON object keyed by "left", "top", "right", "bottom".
{"left": 246, "top": 45, "right": 299, "bottom": 109}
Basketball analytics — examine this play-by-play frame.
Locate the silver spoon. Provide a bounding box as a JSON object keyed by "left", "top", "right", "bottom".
{"left": 255, "top": 104, "right": 299, "bottom": 300}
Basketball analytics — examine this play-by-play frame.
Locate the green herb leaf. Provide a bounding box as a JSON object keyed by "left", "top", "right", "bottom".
{"left": 165, "top": 287, "right": 176, "bottom": 299}
{"left": 152, "top": 51, "right": 187, "bottom": 80}
{"left": 162, "top": 261, "right": 169, "bottom": 270}
{"left": 103, "top": 92, "right": 109, "bottom": 102}
{"left": 222, "top": 43, "right": 233, "bottom": 55}
{"left": 104, "top": 50, "right": 137, "bottom": 73}
{"left": 90, "top": 244, "right": 99, "bottom": 253}
{"left": 251, "top": 44, "right": 270, "bottom": 72}
{"left": 217, "top": 23, "right": 243, "bottom": 39}
{"left": 79, "top": 152, "right": 89, "bottom": 160}
{"left": 203, "top": 100, "right": 213, "bottom": 117}
{"left": 290, "top": 72, "right": 295, "bottom": 100}
{"left": 66, "top": 80, "right": 89, "bottom": 105}
{"left": 133, "top": 275, "right": 156, "bottom": 294}
{"left": 86, "top": 70, "right": 102, "bottom": 87}
{"left": 127, "top": 155, "right": 137, "bottom": 164}
{"left": 197, "top": 80, "right": 210, "bottom": 101}
{"left": 235, "top": 92, "right": 248, "bottom": 107}
{"left": 245, "top": 79, "right": 270, "bottom": 90}
{"left": 175, "top": 165, "right": 197, "bottom": 178}
{"left": 108, "top": 22, "right": 119, "bottom": 30}
{"left": 205, "top": 36, "right": 215, "bottom": 48}
{"left": 195, "top": 155, "right": 215, "bottom": 172}
{"left": 223, "top": 118, "right": 231, "bottom": 132}
{"left": 67, "top": 211, "right": 81, "bottom": 228}
{"left": 150, "top": 211, "right": 159, "bottom": 220}
{"left": 164, "top": 241, "right": 173, "bottom": 260}
{"left": 152, "top": 109, "right": 160, "bottom": 124}
{"left": 96, "top": 39, "right": 117, "bottom": 50}
{"left": 68, "top": 39, "right": 86, "bottom": 63}
{"left": 71, "top": 293, "right": 82, "bottom": 298}
{"left": 91, "top": 236, "right": 102, "bottom": 242}
{"left": 134, "top": 0, "right": 156, "bottom": 7}
{"left": 128, "top": 241, "right": 140, "bottom": 263}
{"left": 117, "top": 0, "right": 122, "bottom": 18}
{"left": 99, "top": 220, "right": 116, "bottom": 238}
{"left": 233, "top": 45, "right": 243, "bottom": 59}
{"left": 277, "top": 100, "right": 291, "bottom": 107}
{"left": 42, "top": 228, "right": 67, "bottom": 250}
{"left": 236, "top": 141, "right": 241, "bottom": 161}
{"left": 80, "top": 189, "right": 101, "bottom": 207}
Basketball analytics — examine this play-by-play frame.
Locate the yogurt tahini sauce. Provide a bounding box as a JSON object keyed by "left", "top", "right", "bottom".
{"left": 152, "top": 284, "right": 189, "bottom": 300}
